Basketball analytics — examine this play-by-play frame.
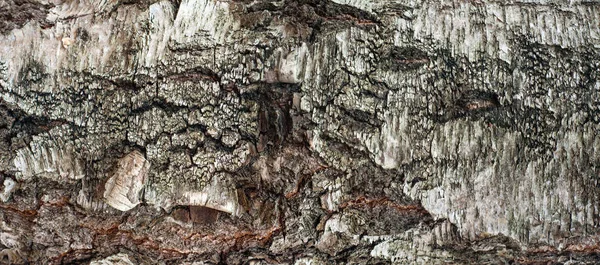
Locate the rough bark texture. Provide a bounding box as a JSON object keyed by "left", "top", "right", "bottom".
{"left": 1, "top": 0, "right": 600, "bottom": 264}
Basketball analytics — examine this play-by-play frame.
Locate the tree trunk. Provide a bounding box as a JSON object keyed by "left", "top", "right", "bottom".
{"left": 1, "top": 0, "right": 600, "bottom": 264}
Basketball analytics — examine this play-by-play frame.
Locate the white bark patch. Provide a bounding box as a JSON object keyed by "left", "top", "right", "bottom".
{"left": 103, "top": 151, "right": 150, "bottom": 211}
{"left": 0, "top": 177, "right": 17, "bottom": 203}
{"left": 182, "top": 172, "right": 241, "bottom": 216}
{"left": 61, "top": 37, "right": 75, "bottom": 49}
{"left": 13, "top": 137, "right": 84, "bottom": 182}
{"left": 90, "top": 253, "right": 135, "bottom": 265}
{"left": 171, "top": 0, "right": 239, "bottom": 48}
{"left": 370, "top": 227, "right": 452, "bottom": 264}
{"left": 142, "top": 1, "right": 176, "bottom": 67}
{"left": 365, "top": 108, "right": 413, "bottom": 169}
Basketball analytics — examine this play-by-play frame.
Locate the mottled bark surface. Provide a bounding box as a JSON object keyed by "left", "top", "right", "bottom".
{"left": 1, "top": 0, "right": 600, "bottom": 264}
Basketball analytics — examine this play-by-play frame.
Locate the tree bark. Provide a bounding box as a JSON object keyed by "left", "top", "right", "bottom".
{"left": 1, "top": 0, "right": 600, "bottom": 264}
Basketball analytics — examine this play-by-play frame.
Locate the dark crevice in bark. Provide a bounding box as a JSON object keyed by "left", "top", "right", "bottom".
{"left": 0, "top": 0, "right": 54, "bottom": 34}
